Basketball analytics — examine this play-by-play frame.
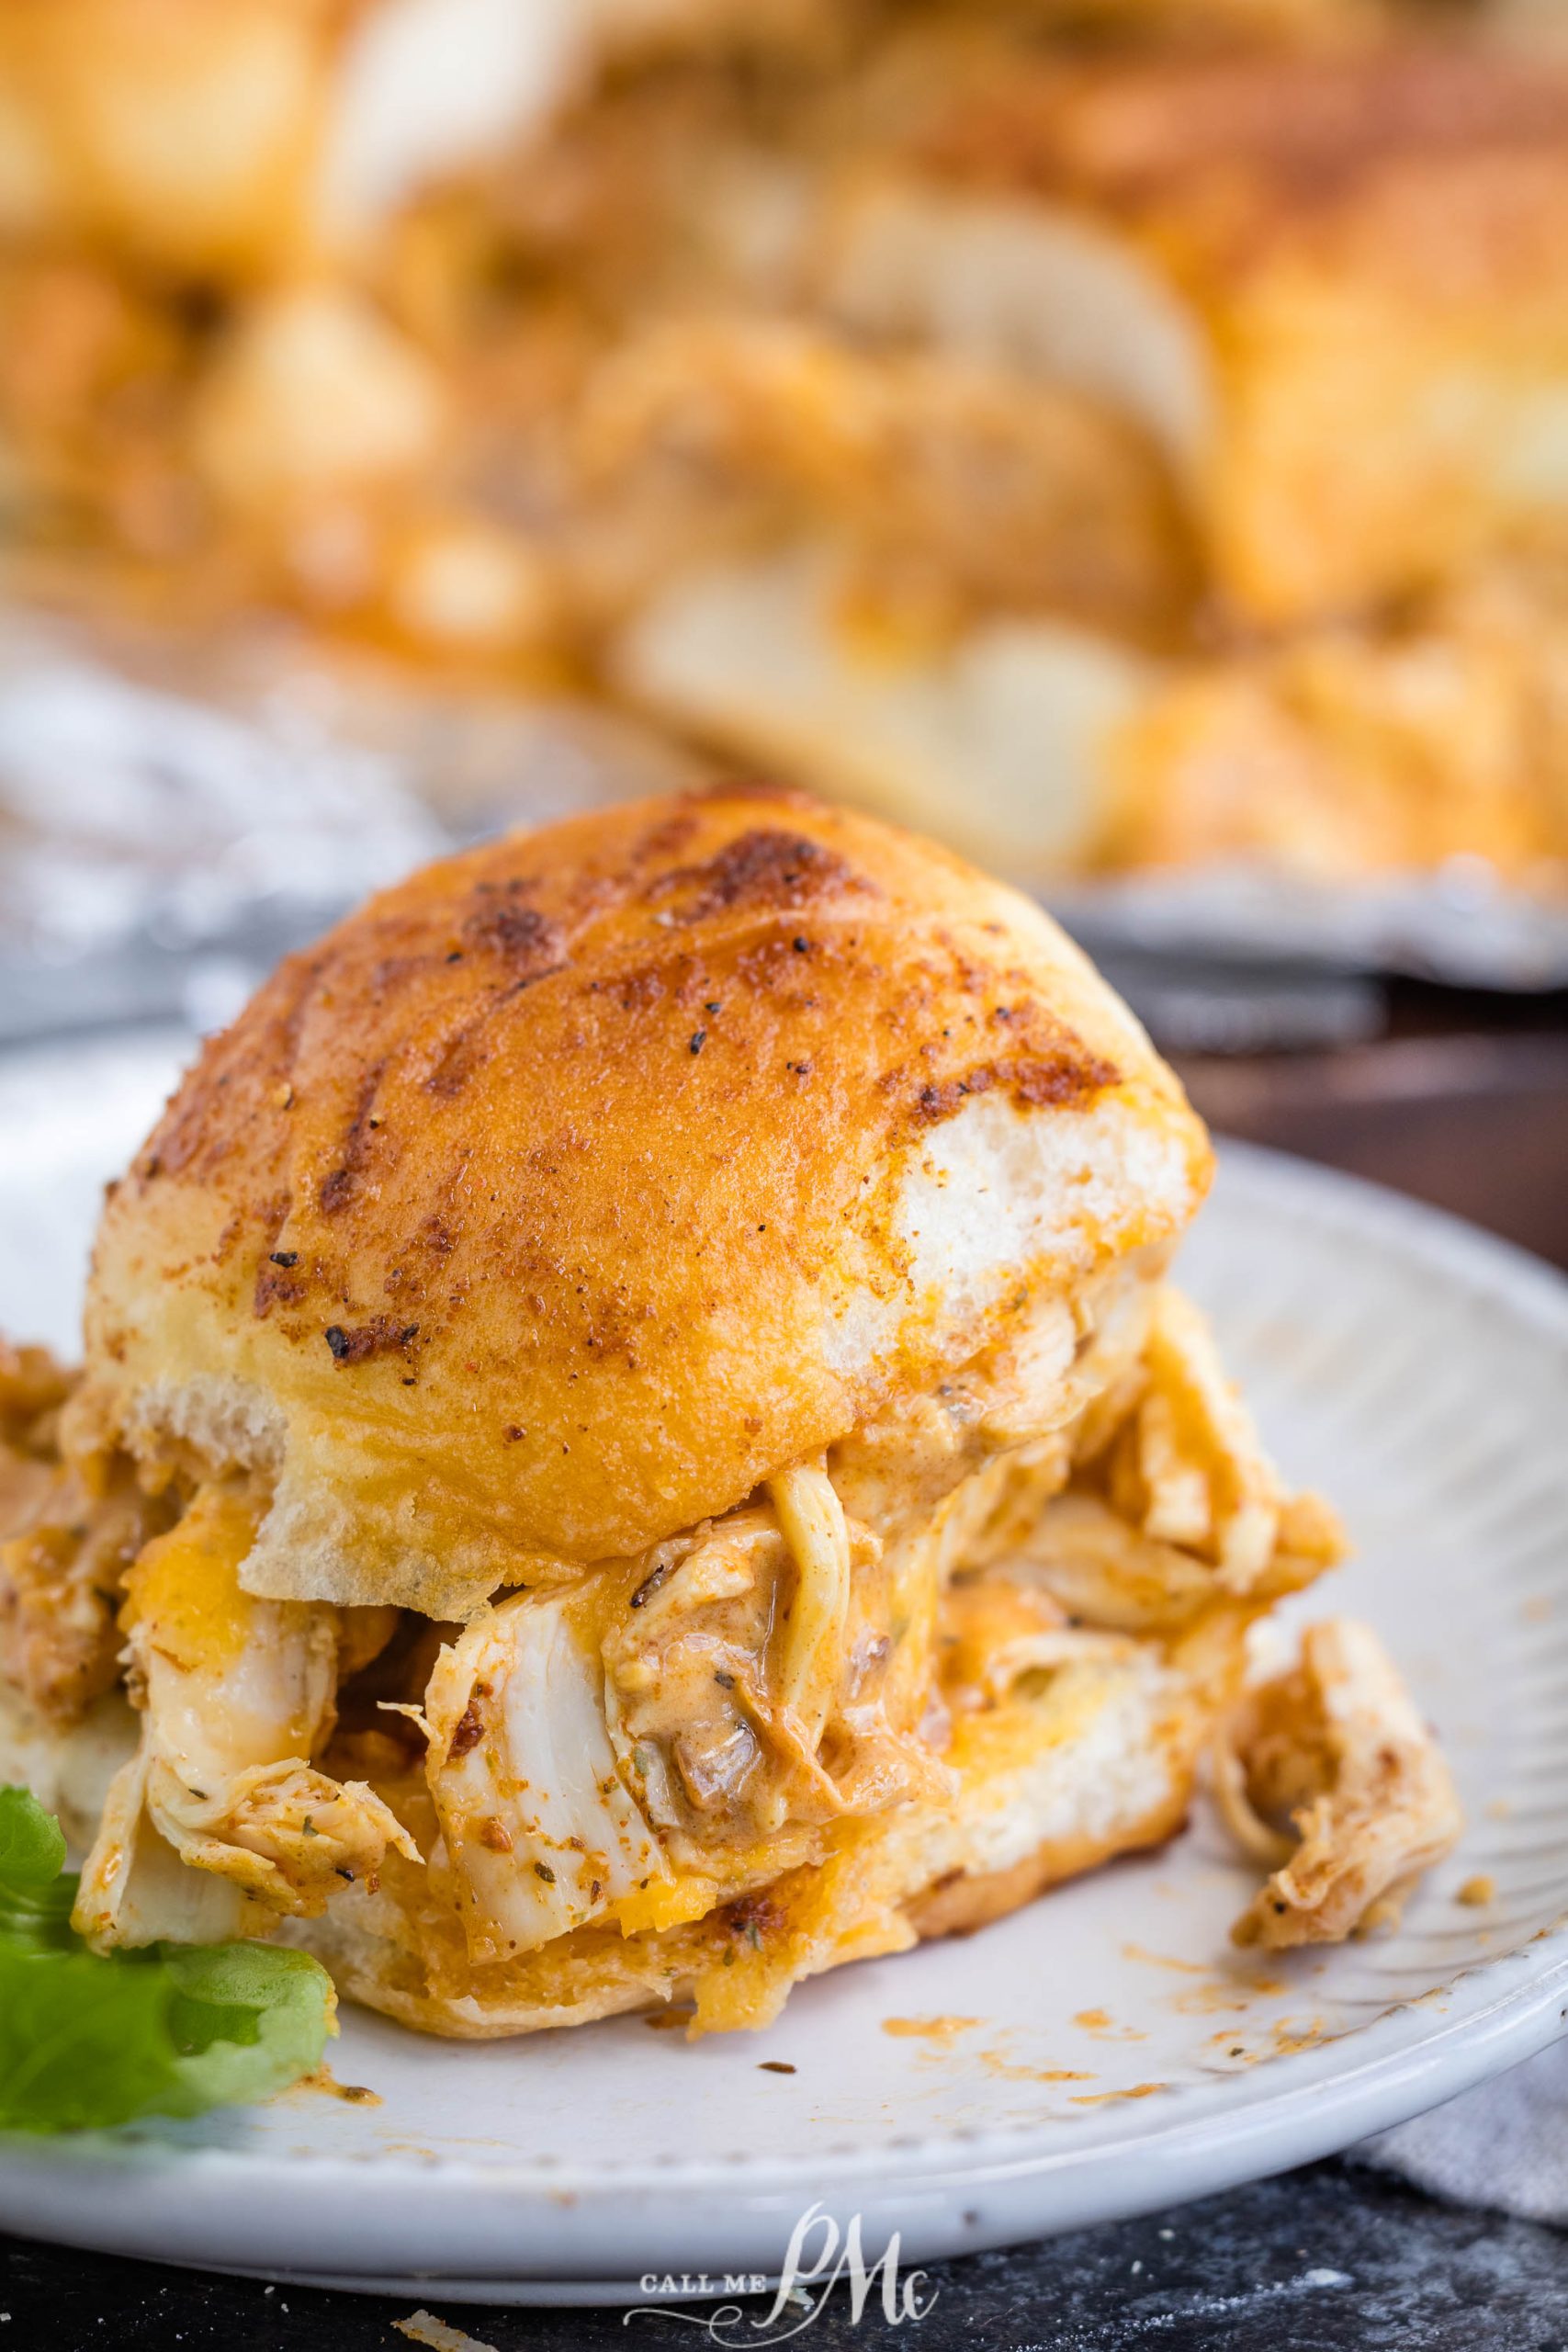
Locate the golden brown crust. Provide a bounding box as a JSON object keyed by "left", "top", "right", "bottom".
{"left": 575, "top": 315, "right": 1196, "bottom": 646}
{"left": 75, "top": 786, "right": 1209, "bottom": 1610}
{"left": 930, "top": 43, "right": 1568, "bottom": 264}
{"left": 901, "top": 1785, "right": 1190, "bottom": 1940}
{"left": 0, "top": 0, "right": 328, "bottom": 278}
{"left": 300, "top": 1776, "right": 1197, "bottom": 2039}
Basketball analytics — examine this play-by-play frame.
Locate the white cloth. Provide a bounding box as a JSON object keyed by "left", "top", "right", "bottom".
{"left": 1354, "top": 2041, "right": 1568, "bottom": 2225}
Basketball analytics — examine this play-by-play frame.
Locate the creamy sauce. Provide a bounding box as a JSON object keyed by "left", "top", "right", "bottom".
{"left": 1069, "top": 2082, "right": 1167, "bottom": 2106}
{"left": 881, "top": 2014, "right": 983, "bottom": 2046}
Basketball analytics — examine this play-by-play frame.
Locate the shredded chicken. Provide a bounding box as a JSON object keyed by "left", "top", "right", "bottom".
{"left": 1104, "top": 1289, "right": 1292, "bottom": 1588}
{"left": 1223, "top": 1618, "right": 1462, "bottom": 1949}
{"left": 0, "top": 1340, "right": 73, "bottom": 1452}
{"left": 6, "top": 1272, "right": 1361, "bottom": 1985}
{"left": 937, "top": 1568, "right": 1140, "bottom": 1712}
{"left": 0, "top": 1460, "right": 170, "bottom": 1725}
{"left": 1010, "top": 1489, "right": 1334, "bottom": 1634}
{"left": 423, "top": 1463, "right": 965, "bottom": 1958}
{"left": 0, "top": 1346, "right": 169, "bottom": 1726}
{"left": 827, "top": 1261, "right": 1153, "bottom": 1604}
{"left": 605, "top": 1509, "right": 831, "bottom": 1849}
{"left": 603, "top": 1497, "right": 939, "bottom": 1861}
{"left": 424, "top": 1584, "right": 671, "bottom": 1962}
{"left": 989, "top": 1287, "right": 1343, "bottom": 1632}
{"left": 74, "top": 1484, "right": 415, "bottom": 1951}
{"left": 768, "top": 1459, "right": 852, "bottom": 1747}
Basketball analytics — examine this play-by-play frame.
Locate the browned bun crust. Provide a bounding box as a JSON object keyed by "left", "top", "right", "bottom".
{"left": 73, "top": 784, "right": 1209, "bottom": 1615}
{"left": 299, "top": 1780, "right": 1195, "bottom": 2041}
{"left": 898, "top": 1802, "right": 1189, "bottom": 1942}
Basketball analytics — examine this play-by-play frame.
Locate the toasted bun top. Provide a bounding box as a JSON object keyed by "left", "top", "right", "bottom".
{"left": 75, "top": 786, "right": 1210, "bottom": 1614}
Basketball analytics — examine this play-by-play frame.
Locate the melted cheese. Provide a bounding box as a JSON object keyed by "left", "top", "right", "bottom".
{"left": 77, "top": 1481, "right": 414, "bottom": 1950}
{"left": 121, "top": 1485, "right": 261, "bottom": 1684}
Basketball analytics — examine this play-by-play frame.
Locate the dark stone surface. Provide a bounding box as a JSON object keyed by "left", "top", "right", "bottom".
{"left": 5, "top": 2161, "right": 1568, "bottom": 2350}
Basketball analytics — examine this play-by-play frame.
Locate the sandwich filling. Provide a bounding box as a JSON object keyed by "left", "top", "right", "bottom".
{"left": 0, "top": 1259, "right": 1454, "bottom": 2035}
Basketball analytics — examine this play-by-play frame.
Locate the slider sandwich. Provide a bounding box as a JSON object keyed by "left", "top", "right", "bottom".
{"left": 0, "top": 787, "right": 1459, "bottom": 2035}
{"left": 610, "top": 35, "right": 1568, "bottom": 882}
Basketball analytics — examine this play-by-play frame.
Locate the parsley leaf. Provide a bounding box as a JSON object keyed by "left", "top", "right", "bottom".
{"left": 0, "top": 1786, "right": 335, "bottom": 2133}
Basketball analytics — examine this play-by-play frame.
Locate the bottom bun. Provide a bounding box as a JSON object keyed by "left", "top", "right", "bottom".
{"left": 298, "top": 1635, "right": 1228, "bottom": 2039}
{"left": 1, "top": 1630, "right": 1236, "bottom": 2040}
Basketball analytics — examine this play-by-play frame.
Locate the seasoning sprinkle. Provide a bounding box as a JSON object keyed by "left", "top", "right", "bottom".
{"left": 535, "top": 1860, "right": 556, "bottom": 1884}
{"left": 269, "top": 1250, "right": 298, "bottom": 1268}
{"left": 324, "top": 1326, "right": 351, "bottom": 1361}
{"left": 689, "top": 1029, "right": 706, "bottom": 1055}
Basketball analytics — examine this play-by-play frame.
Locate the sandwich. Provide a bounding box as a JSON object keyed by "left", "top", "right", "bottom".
{"left": 4, "top": 6, "right": 1564, "bottom": 897}
{"left": 1100, "top": 550, "right": 1568, "bottom": 887}
{"left": 602, "top": 32, "right": 1568, "bottom": 883}
{"left": 0, "top": 786, "right": 1460, "bottom": 2036}
{"left": 821, "top": 28, "right": 1568, "bottom": 632}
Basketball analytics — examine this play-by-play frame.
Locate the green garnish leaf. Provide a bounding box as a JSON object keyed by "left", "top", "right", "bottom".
{"left": 0, "top": 1784, "right": 74, "bottom": 1951}
{"left": 160, "top": 1942, "right": 336, "bottom": 2119}
{"left": 0, "top": 1786, "right": 335, "bottom": 2134}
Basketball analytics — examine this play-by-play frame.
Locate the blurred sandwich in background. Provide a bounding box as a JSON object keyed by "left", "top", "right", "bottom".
{"left": 1, "top": 0, "right": 1565, "bottom": 899}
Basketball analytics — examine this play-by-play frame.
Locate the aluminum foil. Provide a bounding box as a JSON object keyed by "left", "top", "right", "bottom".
{"left": 2, "top": 611, "right": 1564, "bottom": 1056}
{"left": 1049, "top": 864, "right": 1568, "bottom": 995}
{"left": 0, "top": 616, "right": 689, "bottom": 1043}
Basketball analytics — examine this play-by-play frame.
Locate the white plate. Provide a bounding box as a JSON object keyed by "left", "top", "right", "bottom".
{"left": 2, "top": 1027, "right": 1567, "bottom": 2305}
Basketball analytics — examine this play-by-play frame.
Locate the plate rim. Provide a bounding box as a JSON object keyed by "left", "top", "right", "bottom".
{"left": 2, "top": 1940, "right": 1566, "bottom": 2292}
